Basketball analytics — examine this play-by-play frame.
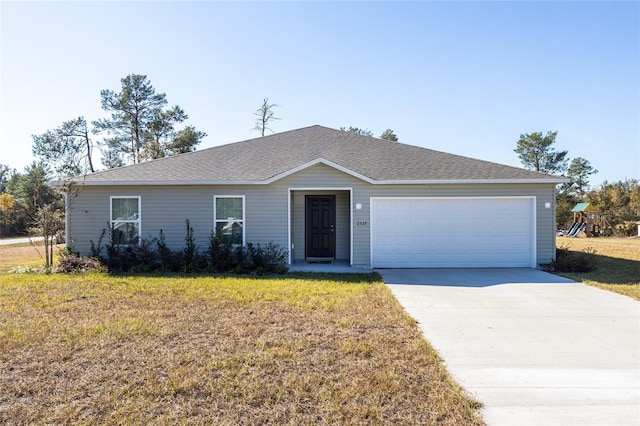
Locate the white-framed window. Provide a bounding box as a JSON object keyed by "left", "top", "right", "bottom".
{"left": 110, "top": 196, "right": 141, "bottom": 245}
{"left": 214, "top": 195, "right": 245, "bottom": 245}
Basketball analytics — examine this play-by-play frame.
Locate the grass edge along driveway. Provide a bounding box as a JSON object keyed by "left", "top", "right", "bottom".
{"left": 0, "top": 272, "right": 484, "bottom": 425}
{"left": 555, "top": 237, "right": 640, "bottom": 301}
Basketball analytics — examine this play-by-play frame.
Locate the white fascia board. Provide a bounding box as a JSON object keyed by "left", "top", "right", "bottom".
{"left": 60, "top": 180, "right": 269, "bottom": 186}
{"left": 372, "top": 178, "right": 570, "bottom": 184}
{"left": 60, "top": 177, "right": 568, "bottom": 186}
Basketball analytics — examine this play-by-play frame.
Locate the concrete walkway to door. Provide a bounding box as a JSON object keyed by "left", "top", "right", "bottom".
{"left": 380, "top": 268, "right": 640, "bottom": 426}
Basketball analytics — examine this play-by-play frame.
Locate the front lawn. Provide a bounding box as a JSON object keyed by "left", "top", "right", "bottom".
{"left": 556, "top": 237, "right": 640, "bottom": 300}
{"left": 0, "top": 270, "right": 483, "bottom": 424}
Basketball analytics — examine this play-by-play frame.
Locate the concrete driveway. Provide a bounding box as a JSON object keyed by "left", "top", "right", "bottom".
{"left": 380, "top": 268, "right": 640, "bottom": 426}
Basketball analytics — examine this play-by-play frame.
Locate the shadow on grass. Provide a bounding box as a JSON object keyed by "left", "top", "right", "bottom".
{"left": 559, "top": 253, "right": 640, "bottom": 285}
{"left": 105, "top": 271, "right": 383, "bottom": 284}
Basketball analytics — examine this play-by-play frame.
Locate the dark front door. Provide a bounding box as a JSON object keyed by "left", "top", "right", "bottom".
{"left": 305, "top": 195, "right": 336, "bottom": 259}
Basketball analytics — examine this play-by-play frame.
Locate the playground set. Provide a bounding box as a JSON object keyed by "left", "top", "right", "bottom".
{"left": 564, "top": 203, "right": 616, "bottom": 238}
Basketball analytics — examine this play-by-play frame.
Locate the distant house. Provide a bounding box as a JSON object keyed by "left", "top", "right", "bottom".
{"left": 59, "top": 125, "right": 567, "bottom": 269}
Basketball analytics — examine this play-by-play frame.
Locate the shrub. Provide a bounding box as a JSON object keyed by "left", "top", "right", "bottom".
{"left": 56, "top": 253, "right": 105, "bottom": 273}
{"left": 247, "top": 243, "right": 263, "bottom": 270}
{"left": 232, "top": 245, "right": 253, "bottom": 273}
{"left": 108, "top": 245, "right": 139, "bottom": 272}
{"left": 134, "top": 238, "right": 158, "bottom": 272}
{"left": 87, "top": 222, "right": 289, "bottom": 275}
{"left": 98, "top": 222, "right": 145, "bottom": 272}
{"left": 553, "top": 244, "right": 597, "bottom": 273}
{"left": 157, "top": 229, "right": 172, "bottom": 271}
{"left": 208, "top": 232, "right": 232, "bottom": 272}
{"left": 261, "top": 241, "right": 289, "bottom": 274}
{"left": 183, "top": 219, "right": 198, "bottom": 272}
{"left": 615, "top": 221, "right": 638, "bottom": 237}
{"left": 249, "top": 242, "right": 289, "bottom": 274}
{"left": 89, "top": 228, "right": 106, "bottom": 258}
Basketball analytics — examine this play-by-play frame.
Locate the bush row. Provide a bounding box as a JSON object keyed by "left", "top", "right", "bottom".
{"left": 551, "top": 244, "right": 597, "bottom": 273}
{"left": 61, "top": 220, "right": 288, "bottom": 275}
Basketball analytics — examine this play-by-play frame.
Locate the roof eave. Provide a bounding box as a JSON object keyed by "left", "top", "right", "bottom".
{"left": 52, "top": 180, "right": 270, "bottom": 186}
{"left": 57, "top": 178, "right": 568, "bottom": 186}
{"left": 373, "top": 178, "right": 569, "bottom": 184}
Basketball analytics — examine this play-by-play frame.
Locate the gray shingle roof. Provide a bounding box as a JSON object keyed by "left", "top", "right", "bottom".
{"left": 73, "top": 125, "right": 565, "bottom": 185}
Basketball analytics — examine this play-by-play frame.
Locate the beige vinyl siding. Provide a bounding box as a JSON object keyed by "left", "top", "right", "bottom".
{"left": 68, "top": 162, "right": 557, "bottom": 267}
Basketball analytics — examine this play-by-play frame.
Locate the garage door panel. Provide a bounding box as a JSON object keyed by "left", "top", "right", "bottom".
{"left": 413, "top": 217, "right": 432, "bottom": 230}
{"left": 371, "top": 198, "right": 535, "bottom": 268}
{"left": 427, "top": 235, "right": 449, "bottom": 246}
{"left": 450, "top": 235, "right": 473, "bottom": 247}
{"left": 393, "top": 235, "right": 413, "bottom": 247}
{"left": 393, "top": 221, "right": 413, "bottom": 234}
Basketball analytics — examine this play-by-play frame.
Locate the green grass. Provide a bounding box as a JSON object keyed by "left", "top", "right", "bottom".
{"left": 0, "top": 269, "right": 483, "bottom": 425}
{"left": 556, "top": 237, "right": 640, "bottom": 300}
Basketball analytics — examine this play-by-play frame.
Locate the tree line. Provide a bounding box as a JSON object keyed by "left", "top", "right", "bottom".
{"left": 515, "top": 131, "right": 639, "bottom": 235}
{"left": 32, "top": 74, "right": 207, "bottom": 175}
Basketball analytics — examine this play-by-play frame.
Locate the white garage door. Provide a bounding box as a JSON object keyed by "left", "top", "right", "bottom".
{"left": 371, "top": 197, "right": 535, "bottom": 268}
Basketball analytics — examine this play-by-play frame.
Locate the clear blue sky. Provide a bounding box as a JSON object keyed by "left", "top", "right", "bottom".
{"left": 1, "top": 1, "right": 638, "bottom": 187}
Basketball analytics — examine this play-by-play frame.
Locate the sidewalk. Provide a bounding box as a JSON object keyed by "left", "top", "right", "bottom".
{"left": 0, "top": 236, "right": 45, "bottom": 246}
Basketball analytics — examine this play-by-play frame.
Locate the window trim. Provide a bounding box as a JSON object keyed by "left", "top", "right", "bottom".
{"left": 110, "top": 196, "right": 142, "bottom": 246}
{"left": 213, "top": 195, "right": 245, "bottom": 246}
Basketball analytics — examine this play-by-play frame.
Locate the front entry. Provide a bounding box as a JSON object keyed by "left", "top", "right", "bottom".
{"left": 305, "top": 195, "right": 336, "bottom": 259}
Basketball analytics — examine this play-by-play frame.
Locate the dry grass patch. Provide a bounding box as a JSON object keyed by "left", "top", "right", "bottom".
{"left": 556, "top": 237, "right": 640, "bottom": 300}
{"left": 0, "top": 273, "right": 483, "bottom": 425}
{"left": 0, "top": 241, "right": 60, "bottom": 273}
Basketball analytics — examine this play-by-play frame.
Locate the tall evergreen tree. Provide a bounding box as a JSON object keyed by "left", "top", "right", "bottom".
{"left": 380, "top": 129, "right": 398, "bottom": 141}
{"left": 566, "top": 157, "right": 598, "bottom": 197}
{"left": 0, "top": 164, "right": 13, "bottom": 193}
{"left": 340, "top": 126, "right": 373, "bottom": 137}
{"left": 94, "top": 74, "right": 167, "bottom": 165}
{"left": 514, "top": 131, "right": 568, "bottom": 174}
{"left": 32, "top": 116, "right": 95, "bottom": 177}
{"left": 94, "top": 74, "right": 205, "bottom": 167}
{"left": 169, "top": 126, "right": 208, "bottom": 155}
{"left": 5, "top": 163, "right": 60, "bottom": 235}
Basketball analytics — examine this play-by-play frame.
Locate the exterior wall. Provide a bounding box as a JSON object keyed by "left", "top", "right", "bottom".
{"left": 68, "top": 163, "right": 558, "bottom": 267}
{"left": 67, "top": 184, "right": 290, "bottom": 256}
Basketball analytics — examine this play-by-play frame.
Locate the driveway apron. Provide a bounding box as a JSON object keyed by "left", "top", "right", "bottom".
{"left": 380, "top": 268, "right": 640, "bottom": 426}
